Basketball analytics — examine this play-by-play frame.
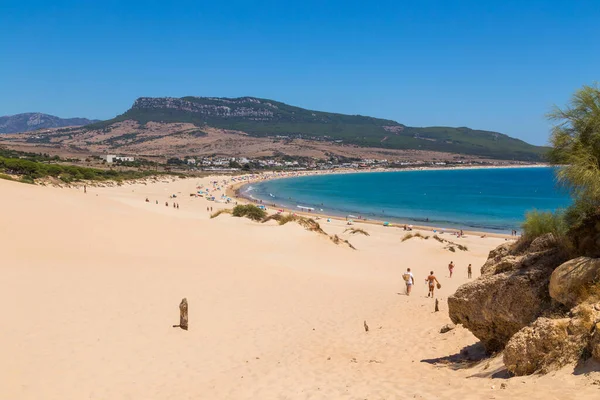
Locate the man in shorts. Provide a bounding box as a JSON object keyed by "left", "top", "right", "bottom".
{"left": 403, "top": 268, "right": 415, "bottom": 296}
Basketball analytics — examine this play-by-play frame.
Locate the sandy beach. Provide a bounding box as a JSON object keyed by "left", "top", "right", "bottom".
{"left": 2, "top": 175, "right": 599, "bottom": 399}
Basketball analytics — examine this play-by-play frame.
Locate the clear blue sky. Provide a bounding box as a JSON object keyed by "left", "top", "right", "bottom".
{"left": 2, "top": 0, "right": 598, "bottom": 145}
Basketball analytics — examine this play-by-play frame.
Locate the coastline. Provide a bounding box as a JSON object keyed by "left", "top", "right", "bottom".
{"left": 225, "top": 166, "right": 551, "bottom": 239}
{"left": 5, "top": 171, "right": 599, "bottom": 399}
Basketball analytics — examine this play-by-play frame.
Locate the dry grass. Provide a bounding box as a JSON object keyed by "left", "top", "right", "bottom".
{"left": 402, "top": 232, "right": 429, "bottom": 242}
{"left": 575, "top": 281, "right": 600, "bottom": 305}
{"left": 432, "top": 234, "right": 468, "bottom": 251}
{"left": 344, "top": 227, "right": 370, "bottom": 236}
{"left": 210, "top": 209, "right": 232, "bottom": 219}
{"left": 330, "top": 234, "right": 356, "bottom": 250}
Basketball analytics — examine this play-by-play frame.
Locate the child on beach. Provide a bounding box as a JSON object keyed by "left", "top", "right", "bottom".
{"left": 448, "top": 261, "right": 455, "bottom": 278}
{"left": 426, "top": 272, "right": 439, "bottom": 298}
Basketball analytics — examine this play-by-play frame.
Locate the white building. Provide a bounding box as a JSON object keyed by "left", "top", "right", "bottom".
{"left": 100, "top": 154, "right": 116, "bottom": 163}
{"left": 100, "top": 155, "right": 135, "bottom": 163}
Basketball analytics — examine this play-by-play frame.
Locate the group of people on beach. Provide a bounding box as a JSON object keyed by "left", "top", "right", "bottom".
{"left": 448, "top": 261, "right": 473, "bottom": 278}
{"left": 145, "top": 197, "right": 180, "bottom": 209}
{"left": 403, "top": 261, "right": 473, "bottom": 297}
{"left": 402, "top": 268, "right": 440, "bottom": 297}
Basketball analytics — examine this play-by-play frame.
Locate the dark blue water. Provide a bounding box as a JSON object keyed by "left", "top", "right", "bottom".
{"left": 243, "top": 167, "right": 572, "bottom": 232}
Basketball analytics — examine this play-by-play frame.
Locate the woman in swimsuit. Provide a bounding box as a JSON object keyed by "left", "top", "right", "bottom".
{"left": 426, "top": 271, "right": 439, "bottom": 298}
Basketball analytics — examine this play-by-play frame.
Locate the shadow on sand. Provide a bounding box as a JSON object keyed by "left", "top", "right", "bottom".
{"left": 420, "top": 342, "right": 512, "bottom": 379}
{"left": 421, "top": 342, "right": 489, "bottom": 370}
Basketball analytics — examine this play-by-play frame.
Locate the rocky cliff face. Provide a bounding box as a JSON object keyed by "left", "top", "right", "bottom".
{"left": 448, "top": 234, "right": 567, "bottom": 352}
{"left": 449, "top": 231, "right": 600, "bottom": 375}
{"left": 0, "top": 113, "right": 98, "bottom": 134}
{"left": 132, "top": 97, "right": 277, "bottom": 119}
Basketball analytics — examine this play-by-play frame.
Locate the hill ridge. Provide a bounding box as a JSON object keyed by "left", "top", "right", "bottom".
{"left": 84, "top": 96, "right": 543, "bottom": 161}
{"left": 0, "top": 112, "right": 99, "bottom": 134}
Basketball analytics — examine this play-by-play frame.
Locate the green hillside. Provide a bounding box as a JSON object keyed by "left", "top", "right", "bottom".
{"left": 87, "top": 96, "right": 547, "bottom": 161}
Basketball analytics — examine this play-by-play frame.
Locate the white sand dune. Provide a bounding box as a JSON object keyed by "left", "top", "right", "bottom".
{"left": 1, "top": 177, "right": 598, "bottom": 399}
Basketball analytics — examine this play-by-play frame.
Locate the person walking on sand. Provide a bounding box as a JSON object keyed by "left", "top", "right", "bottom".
{"left": 426, "top": 271, "right": 439, "bottom": 298}
{"left": 448, "top": 261, "right": 455, "bottom": 278}
{"left": 468, "top": 263, "right": 472, "bottom": 279}
{"left": 402, "top": 268, "right": 415, "bottom": 296}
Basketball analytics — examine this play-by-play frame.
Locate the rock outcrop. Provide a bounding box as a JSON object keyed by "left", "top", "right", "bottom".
{"left": 447, "top": 215, "right": 600, "bottom": 376}
{"left": 549, "top": 257, "right": 600, "bottom": 308}
{"left": 448, "top": 234, "right": 566, "bottom": 352}
{"left": 503, "top": 303, "right": 599, "bottom": 375}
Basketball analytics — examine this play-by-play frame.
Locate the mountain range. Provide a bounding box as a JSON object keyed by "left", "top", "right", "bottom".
{"left": 1, "top": 97, "right": 547, "bottom": 161}
{"left": 0, "top": 113, "right": 99, "bottom": 134}
{"left": 88, "top": 96, "right": 546, "bottom": 161}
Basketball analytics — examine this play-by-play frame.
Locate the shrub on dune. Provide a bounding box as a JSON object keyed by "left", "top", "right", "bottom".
{"left": 521, "top": 210, "right": 567, "bottom": 240}
{"left": 232, "top": 204, "right": 267, "bottom": 221}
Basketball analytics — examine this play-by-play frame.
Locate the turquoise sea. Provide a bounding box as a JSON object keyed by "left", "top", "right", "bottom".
{"left": 242, "top": 167, "right": 572, "bottom": 233}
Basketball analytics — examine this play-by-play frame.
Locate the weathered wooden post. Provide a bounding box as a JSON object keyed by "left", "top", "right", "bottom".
{"left": 172, "top": 298, "right": 188, "bottom": 330}
{"left": 435, "top": 298, "right": 439, "bottom": 312}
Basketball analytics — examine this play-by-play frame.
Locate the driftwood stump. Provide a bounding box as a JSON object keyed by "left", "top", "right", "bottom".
{"left": 172, "top": 298, "right": 188, "bottom": 330}
{"left": 435, "top": 298, "right": 440, "bottom": 312}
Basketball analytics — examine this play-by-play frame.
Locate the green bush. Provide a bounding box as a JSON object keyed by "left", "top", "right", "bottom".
{"left": 521, "top": 210, "right": 567, "bottom": 240}
{"left": 232, "top": 204, "right": 267, "bottom": 221}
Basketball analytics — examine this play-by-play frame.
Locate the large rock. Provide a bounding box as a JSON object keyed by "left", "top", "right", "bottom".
{"left": 549, "top": 257, "right": 600, "bottom": 308}
{"left": 449, "top": 236, "right": 566, "bottom": 352}
{"left": 503, "top": 304, "right": 600, "bottom": 375}
{"left": 480, "top": 234, "right": 559, "bottom": 276}
{"left": 449, "top": 265, "right": 555, "bottom": 352}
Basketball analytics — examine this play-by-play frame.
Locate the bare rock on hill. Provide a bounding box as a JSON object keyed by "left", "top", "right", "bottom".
{"left": 480, "top": 234, "right": 559, "bottom": 276}
{"left": 449, "top": 235, "right": 567, "bottom": 352}
{"left": 528, "top": 233, "right": 559, "bottom": 253}
{"left": 480, "top": 242, "right": 514, "bottom": 275}
{"left": 549, "top": 257, "right": 600, "bottom": 308}
{"left": 503, "top": 303, "right": 600, "bottom": 375}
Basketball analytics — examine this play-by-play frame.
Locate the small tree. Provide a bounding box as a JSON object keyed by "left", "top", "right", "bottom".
{"left": 547, "top": 83, "right": 600, "bottom": 224}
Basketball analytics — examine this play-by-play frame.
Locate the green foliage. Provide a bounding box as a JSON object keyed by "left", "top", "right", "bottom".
{"left": 546, "top": 84, "right": 600, "bottom": 231}
{"left": 521, "top": 210, "right": 567, "bottom": 240}
{"left": 547, "top": 84, "right": 600, "bottom": 199}
{"left": 231, "top": 204, "right": 267, "bottom": 221}
{"left": 0, "top": 155, "right": 174, "bottom": 184}
{"left": 87, "top": 96, "right": 546, "bottom": 161}
{"left": 261, "top": 213, "right": 298, "bottom": 225}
